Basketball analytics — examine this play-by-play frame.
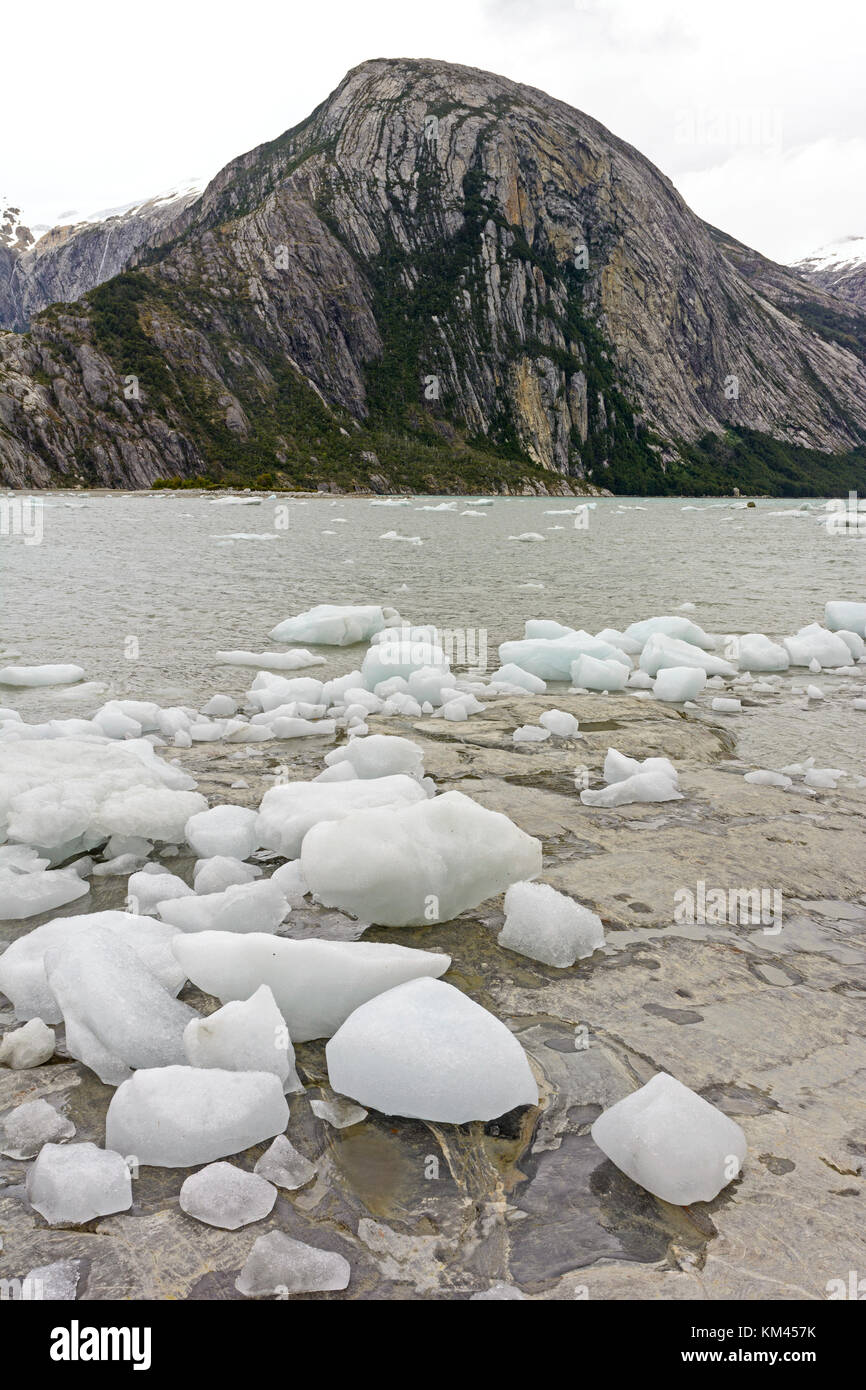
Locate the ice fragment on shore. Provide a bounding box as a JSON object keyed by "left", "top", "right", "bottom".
{"left": 590, "top": 1072, "right": 746, "bottom": 1204}
{"left": 172, "top": 932, "right": 450, "bottom": 1042}
{"left": 254, "top": 1135, "right": 316, "bottom": 1189}
{"left": 257, "top": 774, "right": 426, "bottom": 858}
{"left": 106, "top": 1067, "right": 289, "bottom": 1167}
{"left": 498, "top": 882, "right": 604, "bottom": 966}
{"left": 185, "top": 805, "right": 260, "bottom": 859}
{"left": 269, "top": 604, "right": 400, "bottom": 647}
{"left": 310, "top": 1095, "right": 367, "bottom": 1128}
{"left": 301, "top": 790, "right": 542, "bottom": 926}
{"left": 0, "top": 1018, "right": 56, "bottom": 1067}
{"left": 26, "top": 1142, "right": 132, "bottom": 1224}
{"left": 652, "top": 667, "right": 707, "bottom": 702}
{"left": 236, "top": 1231, "right": 350, "bottom": 1296}
{"left": 326, "top": 977, "right": 538, "bottom": 1123}
{"left": 179, "top": 1162, "right": 276, "bottom": 1229}
{"left": 1, "top": 1098, "right": 74, "bottom": 1157}
{"left": 184, "top": 985, "right": 301, "bottom": 1092}
{"left": 158, "top": 878, "right": 288, "bottom": 934}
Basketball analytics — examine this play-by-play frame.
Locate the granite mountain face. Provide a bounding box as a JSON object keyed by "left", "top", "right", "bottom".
{"left": 1, "top": 58, "right": 865, "bottom": 493}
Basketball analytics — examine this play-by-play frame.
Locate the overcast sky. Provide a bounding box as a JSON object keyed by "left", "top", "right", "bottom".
{"left": 3, "top": 0, "right": 864, "bottom": 263}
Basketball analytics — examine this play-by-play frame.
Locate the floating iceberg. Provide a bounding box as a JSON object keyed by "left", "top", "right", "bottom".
{"left": 737, "top": 634, "right": 790, "bottom": 672}
{"left": 326, "top": 977, "right": 538, "bottom": 1123}
{"left": 216, "top": 649, "right": 326, "bottom": 669}
{"left": 301, "top": 790, "right": 542, "bottom": 926}
{"left": 0, "top": 664, "right": 85, "bottom": 687}
{"left": 590, "top": 1072, "right": 747, "bottom": 1204}
{"left": 269, "top": 604, "right": 400, "bottom": 647}
{"left": 105, "top": 1067, "right": 290, "bottom": 1167}
{"left": 783, "top": 624, "right": 853, "bottom": 668}
{"left": 825, "top": 601, "right": 866, "bottom": 637}
{"left": 172, "top": 931, "right": 450, "bottom": 1042}
{"left": 640, "top": 634, "right": 736, "bottom": 678}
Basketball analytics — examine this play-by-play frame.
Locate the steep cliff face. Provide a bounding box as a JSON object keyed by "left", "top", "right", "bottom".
{"left": 2, "top": 58, "right": 866, "bottom": 492}
{"left": 0, "top": 185, "right": 203, "bottom": 331}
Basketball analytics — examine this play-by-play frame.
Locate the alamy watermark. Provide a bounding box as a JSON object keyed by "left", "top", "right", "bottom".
{"left": 674, "top": 880, "right": 782, "bottom": 933}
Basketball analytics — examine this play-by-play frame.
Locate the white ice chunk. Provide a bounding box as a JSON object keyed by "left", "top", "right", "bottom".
{"left": 640, "top": 634, "right": 736, "bottom": 678}
{"left": 783, "top": 624, "right": 853, "bottom": 668}
{"left": 185, "top": 804, "right": 261, "bottom": 859}
{"left": 193, "top": 856, "right": 261, "bottom": 895}
{"left": 1, "top": 1098, "right": 75, "bottom": 1158}
{"left": 105, "top": 1067, "right": 290, "bottom": 1167}
{"left": 590, "top": 1072, "right": 747, "bottom": 1204}
{"left": 489, "top": 664, "right": 547, "bottom": 693}
{"left": 570, "top": 654, "right": 630, "bottom": 691}
{"left": 0, "top": 910, "right": 186, "bottom": 1023}
{"left": 158, "top": 878, "right": 288, "bottom": 934}
{"left": 623, "top": 616, "right": 714, "bottom": 649}
{"left": 201, "top": 695, "right": 238, "bottom": 718}
{"left": 310, "top": 1095, "right": 367, "bottom": 1128}
{"left": 179, "top": 1161, "right": 276, "bottom": 1229}
{"left": 236, "top": 1231, "right": 350, "bottom": 1296}
{"left": 254, "top": 1135, "right": 316, "bottom": 1189}
{"left": 268, "top": 859, "right": 308, "bottom": 907}
{"left": 499, "top": 882, "right": 604, "bottom": 966}
{"left": 0, "top": 1018, "right": 56, "bottom": 1068}
{"left": 604, "top": 749, "right": 678, "bottom": 785}
{"left": 326, "top": 977, "right": 538, "bottom": 1123}
{"left": 257, "top": 774, "right": 427, "bottom": 858}
{"left": 0, "top": 664, "right": 85, "bottom": 687}
{"left": 652, "top": 667, "right": 707, "bottom": 702}
{"left": 323, "top": 734, "right": 424, "bottom": 781}
{"left": 744, "top": 770, "right": 793, "bottom": 788}
{"left": 513, "top": 725, "right": 550, "bottom": 743}
{"left": 538, "top": 709, "right": 579, "bottom": 737}
{"left": 26, "top": 1142, "right": 132, "bottom": 1223}
{"left": 825, "top": 601, "right": 866, "bottom": 637}
{"left": 301, "top": 790, "right": 542, "bottom": 927}
{"left": 184, "top": 984, "right": 301, "bottom": 1092}
{"left": 127, "top": 869, "right": 193, "bottom": 915}
{"left": 499, "top": 633, "right": 632, "bottom": 681}
{"left": 269, "top": 604, "right": 400, "bottom": 647}
{"left": 216, "top": 649, "right": 326, "bottom": 669}
{"left": 581, "top": 772, "right": 682, "bottom": 807}
{"left": 172, "top": 931, "right": 450, "bottom": 1042}
{"left": 0, "top": 865, "right": 89, "bottom": 920}
{"left": 45, "top": 927, "right": 196, "bottom": 1085}
{"left": 711, "top": 697, "right": 742, "bottom": 713}
{"left": 736, "top": 633, "right": 790, "bottom": 672}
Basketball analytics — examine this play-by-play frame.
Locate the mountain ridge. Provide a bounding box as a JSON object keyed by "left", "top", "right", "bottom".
{"left": 2, "top": 57, "right": 866, "bottom": 494}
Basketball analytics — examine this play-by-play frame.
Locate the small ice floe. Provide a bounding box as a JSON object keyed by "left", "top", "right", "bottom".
{"left": 106, "top": 1067, "right": 289, "bottom": 1167}
{"left": 0, "top": 1099, "right": 74, "bottom": 1159}
{"left": 172, "top": 932, "right": 450, "bottom": 1042}
{"left": 215, "top": 649, "right": 326, "bottom": 669}
{"left": 236, "top": 1231, "right": 350, "bottom": 1297}
{"left": 783, "top": 624, "right": 852, "bottom": 668}
{"left": 508, "top": 532, "right": 545, "bottom": 541}
{"left": 854, "top": 698, "right": 866, "bottom": 710}
{"left": 325, "top": 977, "right": 538, "bottom": 1123}
{"left": 0, "top": 664, "right": 85, "bottom": 687}
{"left": 825, "top": 600, "right": 866, "bottom": 637}
{"left": 571, "top": 654, "right": 630, "bottom": 691}
{"left": 212, "top": 533, "right": 279, "bottom": 541}
{"left": 711, "top": 697, "right": 742, "bottom": 713}
{"left": 26, "top": 1142, "right": 132, "bottom": 1224}
{"left": 580, "top": 748, "right": 680, "bottom": 807}
{"left": 157, "top": 878, "right": 288, "bottom": 934}
{"left": 640, "top": 634, "right": 735, "bottom": 678}
{"left": 804, "top": 767, "right": 844, "bottom": 788}
{"left": 300, "top": 790, "right": 542, "bottom": 927}
{"left": 254, "top": 1135, "right": 316, "bottom": 1190}
{"left": 498, "top": 881, "right": 604, "bottom": 967}
{"left": 310, "top": 1094, "right": 368, "bottom": 1129}
{"left": 737, "top": 633, "right": 790, "bottom": 671}
{"left": 0, "top": 1019, "right": 56, "bottom": 1069}
{"left": 369, "top": 497, "right": 411, "bottom": 506}
{"left": 805, "top": 685, "right": 825, "bottom": 701}
{"left": 179, "top": 1162, "right": 276, "bottom": 1229}
{"left": 624, "top": 615, "right": 714, "bottom": 649}
{"left": 380, "top": 530, "right": 422, "bottom": 543}
{"left": 591, "top": 1072, "right": 747, "bottom": 1204}
{"left": 653, "top": 667, "right": 707, "bottom": 702}
{"left": 269, "top": 604, "right": 401, "bottom": 646}
{"left": 184, "top": 985, "right": 302, "bottom": 1093}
